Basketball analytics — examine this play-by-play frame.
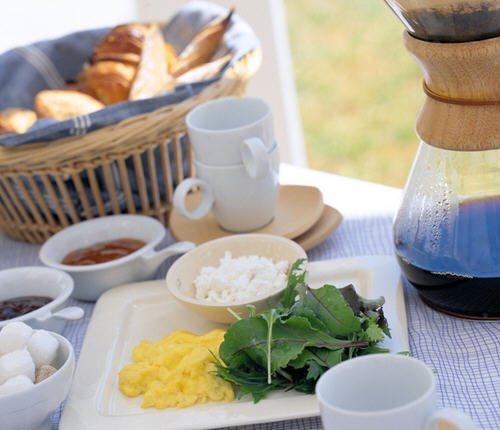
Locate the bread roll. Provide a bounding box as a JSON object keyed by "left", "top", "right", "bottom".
{"left": 91, "top": 24, "right": 148, "bottom": 65}
{"left": 0, "top": 108, "right": 37, "bottom": 135}
{"left": 83, "top": 61, "right": 137, "bottom": 104}
{"left": 34, "top": 90, "right": 104, "bottom": 120}
{"left": 62, "top": 80, "right": 92, "bottom": 95}
{"left": 84, "top": 23, "right": 170, "bottom": 103}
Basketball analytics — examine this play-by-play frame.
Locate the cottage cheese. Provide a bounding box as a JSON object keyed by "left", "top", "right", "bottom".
{"left": 194, "top": 252, "right": 289, "bottom": 304}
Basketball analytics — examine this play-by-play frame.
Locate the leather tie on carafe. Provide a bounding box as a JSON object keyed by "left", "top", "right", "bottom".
{"left": 403, "top": 31, "right": 500, "bottom": 151}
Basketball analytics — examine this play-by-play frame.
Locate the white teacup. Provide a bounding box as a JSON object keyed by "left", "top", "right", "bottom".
{"left": 316, "top": 354, "right": 478, "bottom": 430}
{"left": 186, "top": 96, "right": 274, "bottom": 166}
{"left": 173, "top": 144, "right": 279, "bottom": 232}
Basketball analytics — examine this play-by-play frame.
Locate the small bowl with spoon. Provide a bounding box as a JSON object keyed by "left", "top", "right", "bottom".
{"left": 40, "top": 215, "right": 195, "bottom": 301}
{"left": 0, "top": 266, "right": 83, "bottom": 332}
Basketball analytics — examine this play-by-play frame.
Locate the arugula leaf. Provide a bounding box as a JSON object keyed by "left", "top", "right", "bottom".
{"left": 289, "top": 347, "right": 343, "bottom": 371}
{"left": 304, "top": 285, "right": 361, "bottom": 336}
{"left": 365, "top": 321, "right": 385, "bottom": 343}
{"left": 279, "top": 258, "right": 306, "bottom": 309}
{"left": 291, "top": 371, "right": 317, "bottom": 394}
{"left": 261, "top": 308, "right": 279, "bottom": 384}
{"left": 339, "top": 284, "right": 385, "bottom": 314}
{"left": 213, "top": 357, "right": 288, "bottom": 402}
{"left": 219, "top": 317, "right": 269, "bottom": 369}
{"left": 290, "top": 302, "right": 328, "bottom": 331}
{"left": 357, "top": 345, "right": 390, "bottom": 355}
{"left": 305, "top": 360, "right": 324, "bottom": 380}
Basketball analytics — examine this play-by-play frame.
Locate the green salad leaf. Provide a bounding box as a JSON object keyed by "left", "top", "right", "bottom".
{"left": 214, "top": 258, "right": 391, "bottom": 402}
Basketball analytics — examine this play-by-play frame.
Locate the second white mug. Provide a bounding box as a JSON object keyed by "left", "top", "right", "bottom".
{"left": 316, "top": 354, "right": 478, "bottom": 430}
{"left": 173, "top": 144, "right": 280, "bottom": 232}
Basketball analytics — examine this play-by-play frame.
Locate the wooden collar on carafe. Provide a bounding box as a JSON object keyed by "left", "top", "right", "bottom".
{"left": 403, "top": 31, "right": 500, "bottom": 151}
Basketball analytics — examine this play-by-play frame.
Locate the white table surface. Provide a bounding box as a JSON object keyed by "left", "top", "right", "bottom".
{"left": 279, "top": 163, "right": 402, "bottom": 217}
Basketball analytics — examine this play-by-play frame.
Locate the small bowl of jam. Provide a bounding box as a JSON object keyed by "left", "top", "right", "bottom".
{"left": 39, "top": 215, "right": 194, "bottom": 301}
{"left": 0, "top": 267, "right": 83, "bottom": 332}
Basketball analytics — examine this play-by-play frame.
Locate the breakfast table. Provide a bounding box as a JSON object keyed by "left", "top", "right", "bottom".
{"left": 0, "top": 162, "right": 498, "bottom": 430}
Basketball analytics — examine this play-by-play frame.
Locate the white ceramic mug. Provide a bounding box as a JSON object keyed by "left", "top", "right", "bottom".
{"left": 173, "top": 143, "right": 279, "bottom": 232}
{"left": 316, "top": 354, "right": 478, "bottom": 430}
{"left": 185, "top": 96, "right": 275, "bottom": 167}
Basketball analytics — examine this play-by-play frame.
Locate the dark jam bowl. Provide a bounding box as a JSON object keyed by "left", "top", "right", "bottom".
{"left": 383, "top": 0, "right": 500, "bottom": 42}
{"left": 0, "top": 267, "right": 74, "bottom": 331}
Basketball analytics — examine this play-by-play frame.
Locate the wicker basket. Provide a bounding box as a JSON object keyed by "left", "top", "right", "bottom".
{"left": 0, "top": 49, "right": 262, "bottom": 244}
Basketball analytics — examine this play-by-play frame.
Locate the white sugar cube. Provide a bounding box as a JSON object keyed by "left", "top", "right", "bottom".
{"left": 27, "top": 330, "right": 59, "bottom": 368}
{"left": 0, "top": 349, "right": 35, "bottom": 384}
{"left": 0, "top": 322, "right": 33, "bottom": 356}
{"left": 0, "top": 374, "right": 34, "bottom": 396}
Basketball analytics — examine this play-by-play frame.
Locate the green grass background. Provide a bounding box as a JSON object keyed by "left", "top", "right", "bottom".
{"left": 284, "top": 0, "right": 423, "bottom": 188}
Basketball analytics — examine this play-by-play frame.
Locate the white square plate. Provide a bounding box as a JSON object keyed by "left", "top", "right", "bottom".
{"left": 60, "top": 255, "right": 408, "bottom": 430}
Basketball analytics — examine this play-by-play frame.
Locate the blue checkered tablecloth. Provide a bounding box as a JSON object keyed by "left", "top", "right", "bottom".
{"left": 0, "top": 166, "right": 498, "bottom": 430}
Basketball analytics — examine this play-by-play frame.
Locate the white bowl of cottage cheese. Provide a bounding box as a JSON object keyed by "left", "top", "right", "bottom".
{"left": 166, "top": 234, "right": 307, "bottom": 324}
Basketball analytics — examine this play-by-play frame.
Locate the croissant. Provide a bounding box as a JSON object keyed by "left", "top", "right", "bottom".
{"left": 34, "top": 90, "right": 105, "bottom": 120}
{"left": 129, "top": 24, "right": 170, "bottom": 100}
{"left": 170, "top": 9, "right": 233, "bottom": 77}
{"left": 83, "top": 61, "right": 137, "bottom": 104}
{"left": 164, "top": 42, "right": 178, "bottom": 71}
{"left": 91, "top": 24, "right": 149, "bottom": 65}
{"left": 161, "top": 53, "right": 232, "bottom": 93}
{"left": 0, "top": 108, "right": 37, "bottom": 135}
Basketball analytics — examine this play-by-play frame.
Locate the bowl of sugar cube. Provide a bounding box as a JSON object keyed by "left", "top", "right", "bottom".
{"left": 0, "top": 321, "right": 75, "bottom": 430}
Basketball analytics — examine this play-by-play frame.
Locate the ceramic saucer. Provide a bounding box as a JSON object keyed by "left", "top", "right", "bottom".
{"left": 168, "top": 185, "right": 324, "bottom": 246}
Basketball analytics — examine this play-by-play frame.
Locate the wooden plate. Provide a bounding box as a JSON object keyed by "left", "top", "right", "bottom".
{"left": 294, "top": 205, "right": 342, "bottom": 250}
{"left": 169, "top": 185, "right": 324, "bottom": 246}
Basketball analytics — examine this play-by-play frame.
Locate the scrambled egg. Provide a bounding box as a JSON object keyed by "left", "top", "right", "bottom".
{"left": 118, "top": 329, "right": 234, "bottom": 409}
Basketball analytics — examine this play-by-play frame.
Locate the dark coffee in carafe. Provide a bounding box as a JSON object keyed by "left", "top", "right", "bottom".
{"left": 395, "top": 196, "right": 500, "bottom": 318}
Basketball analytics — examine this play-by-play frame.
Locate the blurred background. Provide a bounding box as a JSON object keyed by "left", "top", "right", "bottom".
{"left": 286, "top": 0, "right": 422, "bottom": 188}
{"left": 0, "top": 0, "right": 422, "bottom": 188}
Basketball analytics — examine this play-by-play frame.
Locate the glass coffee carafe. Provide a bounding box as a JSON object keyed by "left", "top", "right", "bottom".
{"left": 383, "top": 0, "right": 500, "bottom": 319}
{"left": 384, "top": 0, "right": 500, "bottom": 42}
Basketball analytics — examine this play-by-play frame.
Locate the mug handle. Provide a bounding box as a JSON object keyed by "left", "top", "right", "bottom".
{"left": 242, "top": 137, "right": 270, "bottom": 179}
{"left": 173, "top": 178, "right": 214, "bottom": 219}
{"left": 424, "top": 408, "right": 479, "bottom": 430}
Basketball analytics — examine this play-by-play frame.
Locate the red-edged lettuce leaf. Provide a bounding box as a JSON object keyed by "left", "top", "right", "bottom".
{"left": 303, "top": 285, "right": 361, "bottom": 337}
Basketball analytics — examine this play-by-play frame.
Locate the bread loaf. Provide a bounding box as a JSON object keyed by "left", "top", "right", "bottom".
{"left": 83, "top": 61, "right": 137, "bottom": 104}
{"left": 34, "top": 90, "right": 105, "bottom": 120}
{"left": 0, "top": 108, "right": 37, "bottom": 135}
